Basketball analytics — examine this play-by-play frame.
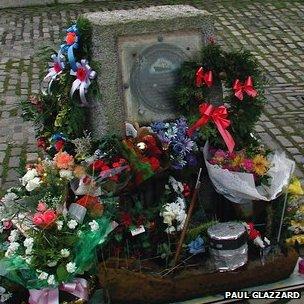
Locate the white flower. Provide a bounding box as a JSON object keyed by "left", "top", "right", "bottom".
{"left": 24, "top": 237, "right": 34, "bottom": 248}
{"left": 169, "top": 176, "right": 184, "bottom": 193}
{"left": 21, "top": 169, "right": 38, "bottom": 186}
{"left": 0, "top": 292, "right": 12, "bottom": 303}
{"left": 47, "top": 260, "right": 58, "bottom": 267}
{"left": 25, "top": 248, "right": 33, "bottom": 255}
{"left": 89, "top": 220, "right": 99, "bottom": 232}
{"left": 38, "top": 272, "right": 48, "bottom": 280}
{"left": 56, "top": 220, "right": 63, "bottom": 231}
{"left": 25, "top": 257, "right": 32, "bottom": 264}
{"left": 47, "top": 274, "right": 56, "bottom": 286}
{"left": 67, "top": 219, "right": 78, "bottom": 229}
{"left": 60, "top": 249, "right": 70, "bottom": 258}
{"left": 25, "top": 177, "right": 41, "bottom": 192}
{"left": 66, "top": 262, "right": 77, "bottom": 273}
{"left": 160, "top": 197, "right": 187, "bottom": 234}
{"left": 59, "top": 169, "right": 74, "bottom": 181}
{"left": 5, "top": 242, "right": 19, "bottom": 257}
{"left": 1, "top": 192, "right": 18, "bottom": 206}
{"left": 8, "top": 230, "right": 19, "bottom": 242}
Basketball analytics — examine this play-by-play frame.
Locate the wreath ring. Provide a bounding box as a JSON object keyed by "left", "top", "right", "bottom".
{"left": 175, "top": 43, "right": 266, "bottom": 150}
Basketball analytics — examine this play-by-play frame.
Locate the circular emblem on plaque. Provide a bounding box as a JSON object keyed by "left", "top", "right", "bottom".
{"left": 130, "top": 43, "right": 186, "bottom": 113}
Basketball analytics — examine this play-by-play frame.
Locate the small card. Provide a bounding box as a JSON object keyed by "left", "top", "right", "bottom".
{"left": 131, "top": 225, "right": 145, "bottom": 236}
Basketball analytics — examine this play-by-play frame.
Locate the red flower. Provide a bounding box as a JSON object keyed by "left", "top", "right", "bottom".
{"left": 182, "top": 183, "right": 191, "bottom": 198}
{"left": 121, "top": 212, "right": 132, "bottom": 228}
{"left": 83, "top": 175, "right": 92, "bottom": 185}
{"left": 91, "top": 160, "right": 107, "bottom": 171}
{"left": 54, "top": 139, "right": 65, "bottom": 152}
{"left": 146, "top": 157, "right": 160, "bottom": 171}
{"left": 136, "top": 215, "right": 145, "bottom": 226}
{"left": 37, "top": 137, "right": 48, "bottom": 150}
{"left": 76, "top": 67, "right": 87, "bottom": 82}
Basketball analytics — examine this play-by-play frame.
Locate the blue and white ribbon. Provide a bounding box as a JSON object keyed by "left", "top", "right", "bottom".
{"left": 61, "top": 25, "right": 79, "bottom": 72}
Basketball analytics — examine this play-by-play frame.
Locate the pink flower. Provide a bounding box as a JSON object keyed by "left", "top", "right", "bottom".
{"left": 33, "top": 213, "right": 44, "bottom": 226}
{"left": 37, "top": 201, "right": 47, "bottom": 212}
{"left": 242, "top": 159, "right": 254, "bottom": 172}
{"left": 3, "top": 220, "right": 12, "bottom": 230}
{"left": 43, "top": 209, "right": 57, "bottom": 226}
{"left": 32, "top": 209, "right": 57, "bottom": 228}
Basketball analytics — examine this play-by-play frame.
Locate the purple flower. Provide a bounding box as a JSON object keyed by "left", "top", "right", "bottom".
{"left": 185, "top": 153, "right": 198, "bottom": 167}
{"left": 173, "top": 142, "right": 187, "bottom": 155}
{"left": 151, "top": 121, "right": 166, "bottom": 132}
{"left": 188, "top": 236, "right": 205, "bottom": 255}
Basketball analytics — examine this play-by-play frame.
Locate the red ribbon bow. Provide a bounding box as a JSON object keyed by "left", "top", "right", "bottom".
{"left": 188, "top": 103, "right": 235, "bottom": 153}
{"left": 195, "top": 67, "right": 213, "bottom": 87}
{"left": 233, "top": 76, "right": 258, "bottom": 101}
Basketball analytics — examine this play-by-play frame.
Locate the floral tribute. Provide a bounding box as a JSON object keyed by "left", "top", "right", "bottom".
{"left": 2, "top": 19, "right": 299, "bottom": 304}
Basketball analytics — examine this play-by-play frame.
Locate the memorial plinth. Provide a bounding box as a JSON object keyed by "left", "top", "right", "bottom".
{"left": 84, "top": 5, "right": 214, "bottom": 137}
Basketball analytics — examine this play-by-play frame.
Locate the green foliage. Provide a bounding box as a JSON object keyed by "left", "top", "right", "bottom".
{"left": 175, "top": 43, "right": 267, "bottom": 150}
{"left": 186, "top": 220, "right": 218, "bottom": 243}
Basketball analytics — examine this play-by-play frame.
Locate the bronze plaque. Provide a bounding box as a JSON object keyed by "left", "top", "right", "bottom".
{"left": 130, "top": 43, "right": 186, "bottom": 114}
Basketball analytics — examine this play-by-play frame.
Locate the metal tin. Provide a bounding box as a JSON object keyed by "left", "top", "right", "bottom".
{"left": 207, "top": 222, "right": 248, "bottom": 272}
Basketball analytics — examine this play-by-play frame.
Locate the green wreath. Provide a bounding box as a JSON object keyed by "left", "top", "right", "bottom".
{"left": 175, "top": 43, "right": 267, "bottom": 150}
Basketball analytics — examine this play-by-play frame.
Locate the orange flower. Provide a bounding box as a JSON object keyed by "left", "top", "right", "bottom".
{"left": 76, "top": 195, "right": 104, "bottom": 217}
{"left": 253, "top": 154, "right": 269, "bottom": 176}
{"left": 66, "top": 32, "right": 77, "bottom": 45}
{"left": 74, "top": 165, "right": 86, "bottom": 178}
{"left": 35, "top": 163, "right": 45, "bottom": 175}
{"left": 53, "top": 151, "right": 74, "bottom": 170}
{"left": 76, "top": 195, "right": 99, "bottom": 208}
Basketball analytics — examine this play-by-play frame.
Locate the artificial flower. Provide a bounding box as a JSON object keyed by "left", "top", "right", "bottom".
{"left": 67, "top": 219, "right": 78, "bottom": 229}
{"left": 66, "top": 262, "right": 77, "bottom": 273}
{"left": 121, "top": 212, "right": 132, "bottom": 228}
{"left": 242, "top": 159, "right": 254, "bottom": 172}
{"left": 32, "top": 209, "right": 57, "bottom": 228}
{"left": 253, "top": 154, "right": 269, "bottom": 176}
{"left": 288, "top": 178, "right": 304, "bottom": 196}
{"left": 21, "top": 169, "right": 38, "bottom": 186}
{"left": 47, "top": 274, "right": 56, "bottom": 285}
{"left": 53, "top": 151, "right": 74, "bottom": 170}
{"left": 56, "top": 220, "right": 63, "bottom": 231}
{"left": 61, "top": 248, "right": 70, "bottom": 258}
{"left": 38, "top": 272, "right": 48, "bottom": 281}
{"left": 89, "top": 220, "right": 99, "bottom": 232}
{"left": 37, "top": 137, "right": 48, "bottom": 150}
{"left": 59, "top": 169, "right": 74, "bottom": 180}
{"left": 188, "top": 236, "right": 205, "bottom": 254}
{"left": 25, "top": 177, "right": 41, "bottom": 192}
{"left": 8, "top": 229, "right": 19, "bottom": 242}
{"left": 37, "top": 201, "right": 47, "bottom": 212}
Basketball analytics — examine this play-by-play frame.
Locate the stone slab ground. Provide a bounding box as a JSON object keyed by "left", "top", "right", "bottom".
{"left": 0, "top": 0, "right": 303, "bottom": 195}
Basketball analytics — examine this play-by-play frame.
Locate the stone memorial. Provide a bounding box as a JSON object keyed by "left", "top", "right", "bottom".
{"left": 84, "top": 5, "right": 214, "bottom": 137}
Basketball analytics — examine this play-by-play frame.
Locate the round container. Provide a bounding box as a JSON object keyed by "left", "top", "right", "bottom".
{"left": 207, "top": 222, "right": 248, "bottom": 272}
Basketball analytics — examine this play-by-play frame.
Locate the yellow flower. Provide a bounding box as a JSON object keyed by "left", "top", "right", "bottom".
{"left": 288, "top": 178, "right": 304, "bottom": 196}
{"left": 231, "top": 154, "right": 245, "bottom": 168}
{"left": 286, "top": 234, "right": 304, "bottom": 245}
{"left": 252, "top": 154, "right": 269, "bottom": 176}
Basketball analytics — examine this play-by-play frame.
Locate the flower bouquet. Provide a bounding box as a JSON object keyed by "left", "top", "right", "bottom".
{"left": 203, "top": 142, "right": 295, "bottom": 204}
{"left": 0, "top": 151, "right": 113, "bottom": 304}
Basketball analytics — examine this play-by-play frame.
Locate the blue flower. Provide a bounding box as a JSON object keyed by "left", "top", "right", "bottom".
{"left": 151, "top": 121, "right": 166, "bottom": 132}
{"left": 185, "top": 153, "right": 198, "bottom": 167}
{"left": 50, "top": 133, "right": 66, "bottom": 142}
{"left": 188, "top": 236, "right": 205, "bottom": 255}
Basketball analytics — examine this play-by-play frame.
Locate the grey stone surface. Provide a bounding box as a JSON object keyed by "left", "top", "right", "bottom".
{"left": 84, "top": 5, "right": 214, "bottom": 137}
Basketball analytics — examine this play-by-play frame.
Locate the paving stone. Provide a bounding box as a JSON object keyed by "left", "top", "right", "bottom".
{"left": 8, "top": 156, "right": 20, "bottom": 167}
